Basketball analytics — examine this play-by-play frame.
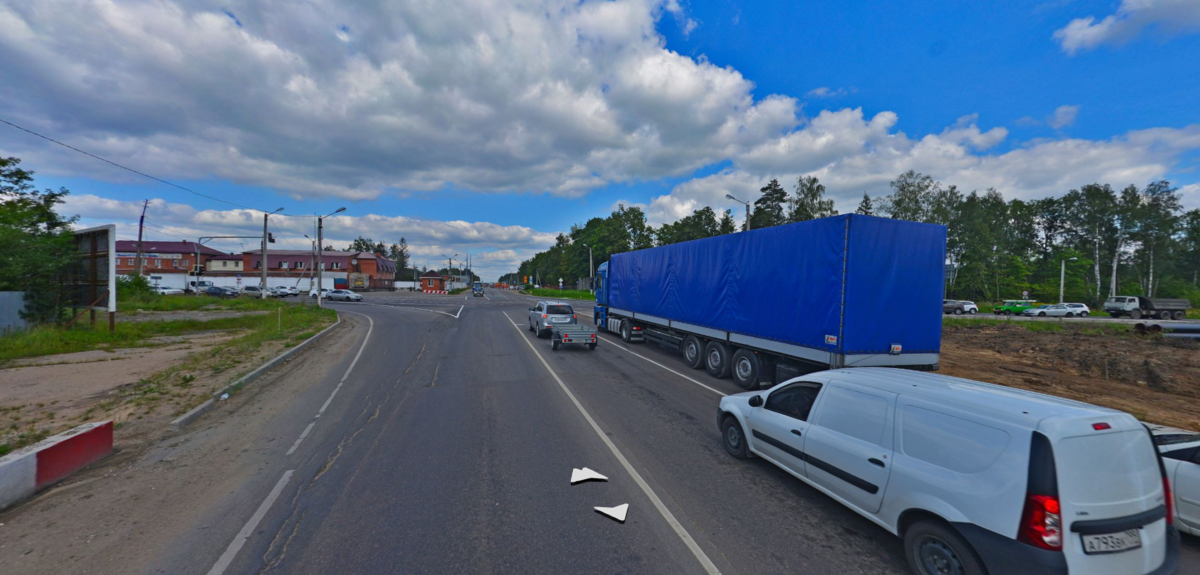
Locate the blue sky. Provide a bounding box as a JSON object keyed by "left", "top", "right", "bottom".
{"left": 3, "top": 0, "right": 1199, "bottom": 279}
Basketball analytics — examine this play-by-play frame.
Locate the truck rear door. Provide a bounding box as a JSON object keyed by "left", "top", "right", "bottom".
{"left": 803, "top": 383, "right": 896, "bottom": 514}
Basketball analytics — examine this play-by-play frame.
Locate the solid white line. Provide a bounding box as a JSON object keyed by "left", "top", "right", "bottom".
{"left": 502, "top": 312, "right": 722, "bottom": 575}
{"left": 207, "top": 470, "right": 294, "bottom": 575}
{"left": 600, "top": 336, "right": 727, "bottom": 397}
{"left": 455, "top": 305, "right": 464, "bottom": 318}
{"left": 363, "top": 303, "right": 461, "bottom": 319}
{"left": 286, "top": 422, "right": 315, "bottom": 455}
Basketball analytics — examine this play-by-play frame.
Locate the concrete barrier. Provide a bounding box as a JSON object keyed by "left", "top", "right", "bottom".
{"left": 0, "top": 421, "right": 113, "bottom": 511}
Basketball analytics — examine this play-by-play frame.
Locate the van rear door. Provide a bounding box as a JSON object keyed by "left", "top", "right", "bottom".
{"left": 1045, "top": 416, "right": 1169, "bottom": 574}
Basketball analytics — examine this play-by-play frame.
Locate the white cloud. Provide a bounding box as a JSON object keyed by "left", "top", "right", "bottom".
{"left": 1047, "top": 105, "right": 1080, "bottom": 129}
{"left": 806, "top": 87, "right": 854, "bottom": 98}
{"left": 1054, "top": 0, "right": 1200, "bottom": 54}
{"left": 60, "top": 195, "right": 558, "bottom": 279}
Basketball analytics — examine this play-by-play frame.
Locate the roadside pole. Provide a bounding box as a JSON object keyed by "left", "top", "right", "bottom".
{"left": 317, "top": 207, "right": 346, "bottom": 308}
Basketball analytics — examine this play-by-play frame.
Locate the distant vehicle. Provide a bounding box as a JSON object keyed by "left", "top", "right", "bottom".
{"left": 282, "top": 286, "right": 299, "bottom": 297}
{"left": 204, "top": 286, "right": 238, "bottom": 299}
{"left": 1154, "top": 430, "right": 1200, "bottom": 537}
{"left": 265, "top": 287, "right": 288, "bottom": 298}
{"left": 155, "top": 286, "right": 184, "bottom": 295}
{"left": 1063, "top": 303, "right": 1090, "bottom": 317}
{"left": 942, "top": 300, "right": 968, "bottom": 315}
{"left": 959, "top": 301, "right": 979, "bottom": 314}
{"left": 528, "top": 301, "right": 576, "bottom": 338}
{"left": 186, "top": 280, "right": 214, "bottom": 294}
{"left": 309, "top": 288, "right": 332, "bottom": 299}
{"left": 717, "top": 367, "right": 1180, "bottom": 575}
{"left": 473, "top": 282, "right": 484, "bottom": 297}
{"left": 549, "top": 324, "right": 596, "bottom": 351}
{"left": 1104, "top": 296, "right": 1189, "bottom": 320}
{"left": 994, "top": 299, "right": 1040, "bottom": 316}
{"left": 240, "top": 285, "right": 264, "bottom": 297}
{"left": 593, "top": 215, "right": 945, "bottom": 389}
{"left": 1021, "top": 304, "right": 1053, "bottom": 317}
{"left": 326, "top": 289, "right": 362, "bottom": 302}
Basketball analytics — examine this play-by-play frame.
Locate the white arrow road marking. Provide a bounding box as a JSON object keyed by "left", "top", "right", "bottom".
{"left": 594, "top": 503, "right": 629, "bottom": 523}
{"left": 570, "top": 467, "right": 608, "bottom": 484}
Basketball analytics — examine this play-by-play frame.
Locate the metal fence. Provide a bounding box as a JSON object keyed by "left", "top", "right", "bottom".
{"left": 0, "top": 291, "right": 28, "bottom": 334}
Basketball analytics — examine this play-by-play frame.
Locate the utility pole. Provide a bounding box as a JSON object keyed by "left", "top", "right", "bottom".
{"left": 1059, "top": 257, "right": 1078, "bottom": 303}
{"left": 726, "top": 194, "right": 751, "bottom": 231}
{"left": 583, "top": 243, "right": 594, "bottom": 294}
{"left": 133, "top": 199, "right": 149, "bottom": 277}
{"left": 261, "top": 208, "right": 283, "bottom": 299}
{"left": 317, "top": 207, "right": 346, "bottom": 307}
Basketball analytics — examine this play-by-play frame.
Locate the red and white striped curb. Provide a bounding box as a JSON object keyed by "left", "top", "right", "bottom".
{"left": 421, "top": 289, "right": 448, "bottom": 294}
{"left": 0, "top": 421, "right": 113, "bottom": 511}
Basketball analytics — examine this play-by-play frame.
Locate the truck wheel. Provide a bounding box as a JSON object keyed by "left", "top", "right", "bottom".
{"left": 904, "top": 520, "right": 986, "bottom": 575}
{"left": 704, "top": 341, "right": 733, "bottom": 379}
{"left": 721, "top": 416, "right": 749, "bottom": 459}
{"left": 1130, "top": 309, "right": 1142, "bottom": 319}
{"left": 1160, "top": 310, "right": 1173, "bottom": 320}
{"left": 1173, "top": 311, "right": 1185, "bottom": 320}
{"left": 731, "top": 349, "right": 760, "bottom": 390}
{"left": 682, "top": 336, "right": 705, "bottom": 370}
{"left": 1110, "top": 312, "right": 1121, "bottom": 318}
{"left": 620, "top": 320, "right": 632, "bottom": 343}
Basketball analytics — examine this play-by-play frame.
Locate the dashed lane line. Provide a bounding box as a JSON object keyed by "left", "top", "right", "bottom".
{"left": 206, "top": 470, "right": 294, "bottom": 575}
{"left": 502, "top": 312, "right": 722, "bottom": 575}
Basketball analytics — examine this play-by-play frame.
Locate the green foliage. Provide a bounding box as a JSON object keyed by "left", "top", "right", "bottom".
{"left": 855, "top": 193, "right": 874, "bottom": 216}
{"left": 656, "top": 206, "right": 723, "bottom": 245}
{"left": 788, "top": 176, "right": 837, "bottom": 222}
{"left": 525, "top": 288, "right": 593, "bottom": 300}
{"left": 116, "top": 274, "right": 157, "bottom": 300}
{"left": 0, "top": 157, "right": 79, "bottom": 324}
{"left": 749, "top": 178, "right": 788, "bottom": 229}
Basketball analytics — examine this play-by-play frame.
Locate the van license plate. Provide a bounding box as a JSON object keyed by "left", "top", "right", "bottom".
{"left": 1082, "top": 529, "right": 1142, "bottom": 555}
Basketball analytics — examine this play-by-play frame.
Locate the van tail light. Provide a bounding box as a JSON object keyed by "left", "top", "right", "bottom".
{"left": 1018, "top": 495, "right": 1063, "bottom": 551}
{"left": 1164, "top": 474, "right": 1174, "bottom": 526}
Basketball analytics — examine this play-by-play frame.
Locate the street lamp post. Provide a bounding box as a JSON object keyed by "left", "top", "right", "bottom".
{"left": 304, "top": 234, "right": 316, "bottom": 295}
{"left": 1059, "top": 256, "right": 1078, "bottom": 304}
{"left": 261, "top": 208, "right": 284, "bottom": 299}
{"left": 726, "top": 194, "right": 751, "bottom": 231}
{"left": 582, "top": 243, "right": 594, "bottom": 294}
{"left": 317, "top": 207, "right": 346, "bottom": 308}
{"left": 441, "top": 253, "right": 458, "bottom": 288}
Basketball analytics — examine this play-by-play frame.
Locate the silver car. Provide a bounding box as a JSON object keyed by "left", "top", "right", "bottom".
{"left": 327, "top": 289, "right": 363, "bottom": 302}
{"left": 1022, "top": 303, "right": 1089, "bottom": 317}
{"left": 528, "top": 301, "right": 576, "bottom": 338}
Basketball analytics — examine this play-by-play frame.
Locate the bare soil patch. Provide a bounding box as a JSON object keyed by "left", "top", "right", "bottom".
{"left": 940, "top": 324, "right": 1200, "bottom": 431}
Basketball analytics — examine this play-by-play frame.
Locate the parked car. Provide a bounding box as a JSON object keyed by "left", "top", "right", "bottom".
{"left": 282, "top": 286, "right": 299, "bottom": 297}
{"left": 1063, "top": 303, "right": 1091, "bottom": 317}
{"left": 943, "top": 300, "right": 968, "bottom": 315}
{"left": 1154, "top": 429, "right": 1200, "bottom": 537}
{"left": 1022, "top": 304, "right": 1091, "bottom": 318}
{"left": 154, "top": 286, "right": 184, "bottom": 295}
{"left": 959, "top": 301, "right": 979, "bottom": 314}
{"left": 994, "top": 299, "right": 1040, "bottom": 315}
{"left": 326, "top": 289, "right": 362, "bottom": 302}
{"left": 204, "top": 286, "right": 238, "bottom": 299}
{"left": 309, "top": 288, "right": 332, "bottom": 299}
{"left": 717, "top": 367, "right": 1179, "bottom": 575}
{"left": 527, "top": 301, "right": 576, "bottom": 338}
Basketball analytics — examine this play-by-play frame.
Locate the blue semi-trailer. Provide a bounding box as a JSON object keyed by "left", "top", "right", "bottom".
{"left": 593, "top": 214, "right": 947, "bottom": 389}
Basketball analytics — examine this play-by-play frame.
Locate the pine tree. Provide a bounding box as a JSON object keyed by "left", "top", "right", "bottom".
{"left": 749, "top": 179, "right": 788, "bottom": 229}
{"left": 855, "top": 193, "right": 874, "bottom": 215}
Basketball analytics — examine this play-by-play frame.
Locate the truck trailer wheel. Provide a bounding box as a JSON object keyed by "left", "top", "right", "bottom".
{"left": 731, "top": 349, "right": 760, "bottom": 390}
{"left": 682, "top": 336, "right": 705, "bottom": 370}
{"left": 1160, "top": 310, "right": 1174, "bottom": 320}
{"left": 704, "top": 341, "right": 733, "bottom": 379}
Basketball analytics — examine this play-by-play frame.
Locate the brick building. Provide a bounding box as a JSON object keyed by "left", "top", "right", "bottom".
{"left": 115, "top": 241, "right": 228, "bottom": 288}
{"left": 240, "top": 250, "right": 397, "bottom": 291}
{"left": 419, "top": 270, "right": 447, "bottom": 291}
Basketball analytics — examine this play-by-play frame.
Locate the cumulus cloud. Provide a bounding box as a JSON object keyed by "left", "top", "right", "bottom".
{"left": 0, "top": 0, "right": 751, "bottom": 200}
{"left": 60, "top": 195, "right": 557, "bottom": 279}
{"left": 1054, "top": 0, "right": 1200, "bottom": 54}
{"left": 806, "top": 87, "right": 854, "bottom": 98}
{"left": 1047, "top": 105, "right": 1080, "bottom": 129}
{"left": 636, "top": 111, "right": 1200, "bottom": 225}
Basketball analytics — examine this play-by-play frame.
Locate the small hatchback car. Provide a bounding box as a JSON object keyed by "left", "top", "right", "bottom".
{"left": 717, "top": 368, "right": 1180, "bottom": 575}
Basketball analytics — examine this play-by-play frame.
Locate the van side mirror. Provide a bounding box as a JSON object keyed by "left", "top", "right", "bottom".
{"left": 529, "top": 307, "right": 536, "bottom": 311}
{"left": 748, "top": 395, "right": 764, "bottom": 408}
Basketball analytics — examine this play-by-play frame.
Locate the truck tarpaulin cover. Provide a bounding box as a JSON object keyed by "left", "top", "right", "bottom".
{"left": 606, "top": 214, "right": 946, "bottom": 356}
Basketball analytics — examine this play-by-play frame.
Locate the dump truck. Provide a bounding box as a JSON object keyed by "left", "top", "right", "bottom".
{"left": 592, "top": 214, "right": 947, "bottom": 389}
{"left": 1104, "top": 296, "right": 1190, "bottom": 320}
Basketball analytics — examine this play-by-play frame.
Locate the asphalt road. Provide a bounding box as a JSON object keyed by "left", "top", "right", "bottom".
{"left": 141, "top": 289, "right": 1199, "bottom": 574}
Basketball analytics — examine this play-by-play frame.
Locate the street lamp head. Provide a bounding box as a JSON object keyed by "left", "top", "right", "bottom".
{"left": 1069, "top": 257, "right": 1078, "bottom": 261}
{"left": 272, "top": 207, "right": 284, "bottom": 214}
{"left": 334, "top": 207, "right": 346, "bottom": 214}
{"left": 725, "top": 194, "right": 735, "bottom": 200}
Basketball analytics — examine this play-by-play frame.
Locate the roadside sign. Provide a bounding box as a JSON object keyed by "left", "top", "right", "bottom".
{"left": 1022, "top": 290, "right": 1029, "bottom": 298}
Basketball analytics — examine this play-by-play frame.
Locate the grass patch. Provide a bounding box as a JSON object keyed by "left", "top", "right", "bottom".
{"left": 449, "top": 287, "right": 469, "bottom": 295}
{"left": 525, "top": 288, "right": 594, "bottom": 301}
{"left": 120, "top": 292, "right": 296, "bottom": 313}
{"left": 0, "top": 299, "right": 333, "bottom": 363}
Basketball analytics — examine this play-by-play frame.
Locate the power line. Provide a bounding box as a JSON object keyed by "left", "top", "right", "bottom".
{"left": 0, "top": 116, "right": 295, "bottom": 216}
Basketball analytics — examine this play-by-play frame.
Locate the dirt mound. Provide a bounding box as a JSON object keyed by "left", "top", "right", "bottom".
{"left": 940, "top": 323, "right": 1200, "bottom": 431}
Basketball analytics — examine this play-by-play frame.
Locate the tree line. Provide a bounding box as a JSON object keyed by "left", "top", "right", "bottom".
{"left": 514, "top": 171, "right": 1200, "bottom": 306}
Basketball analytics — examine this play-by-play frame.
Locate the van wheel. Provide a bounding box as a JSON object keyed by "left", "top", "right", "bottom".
{"left": 682, "top": 336, "right": 705, "bottom": 370}
{"left": 904, "top": 520, "right": 985, "bottom": 575}
{"left": 704, "top": 341, "right": 732, "bottom": 379}
{"left": 721, "top": 417, "right": 749, "bottom": 459}
{"left": 731, "top": 349, "right": 760, "bottom": 390}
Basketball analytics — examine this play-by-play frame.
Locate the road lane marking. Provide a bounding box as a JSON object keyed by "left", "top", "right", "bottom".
{"left": 503, "top": 312, "right": 722, "bottom": 575}
{"left": 286, "top": 422, "right": 315, "bottom": 456}
{"left": 599, "top": 336, "right": 727, "bottom": 397}
{"left": 207, "top": 470, "right": 294, "bottom": 575}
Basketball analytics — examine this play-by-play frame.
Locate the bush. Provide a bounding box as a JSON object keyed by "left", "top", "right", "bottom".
{"left": 116, "top": 274, "right": 159, "bottom": 300}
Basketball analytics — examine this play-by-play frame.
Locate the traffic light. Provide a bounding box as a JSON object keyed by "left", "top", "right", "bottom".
{"left": 268, "top": 232, "right": 276, "bottom": 243}
{"left": 192, "top": 264, "right": 205, "bottom": 276}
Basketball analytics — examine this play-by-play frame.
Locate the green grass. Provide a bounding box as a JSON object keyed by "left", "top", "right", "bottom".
{"left": 0, "top": 300, "right": 336, "bottom": 363}
{"left": 525, "top": 288, "right": 594, "bottom": 301}
{"left": 119, "top": 292, "right": 293, "bottom": 312}
{"left": 449, "top": 287, "right": 469, "bottom": 295}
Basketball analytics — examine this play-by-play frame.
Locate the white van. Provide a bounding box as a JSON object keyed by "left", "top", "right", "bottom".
{"left": 717, "top": 368, "right": 1180, "bottom": 575}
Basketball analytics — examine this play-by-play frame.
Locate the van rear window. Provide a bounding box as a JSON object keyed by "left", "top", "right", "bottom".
{"left": 1057, "top": 430, "right": 1160, "bottom": 506}
{"left": 901, "top": 406, "right": 1009, "bottom": 474}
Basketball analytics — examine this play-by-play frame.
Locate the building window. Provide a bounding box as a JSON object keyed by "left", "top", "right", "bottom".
{"left": 254, "top": 261, "right": 261, "bottom": 269}
{"left": 154, "top": 260, "right": 161, "bottom": 268}
{"left": 221, "top": 261, "right": 228, "bottom": 268}
{"left": 331, "top": 262, "right": 341, "bottom": 270}
{"left": 295, "top": 261, "right": 304, "bottom": 269}
{"left": 279, "top": 261, "right": 289, "bottom": 270}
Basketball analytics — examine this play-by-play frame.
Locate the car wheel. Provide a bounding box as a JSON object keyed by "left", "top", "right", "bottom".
{"left": 1065, "top": 312, "right": 1074, "bottom": 318}
{"left": 968, "top": 309, "right": 976, "bottom": 315}
{"left": 529, "top": 319, "right": 534, "bottom": 333}
{"left": 704, "top": 341, "right": 732, "bottom": 379}
{"left": 953, "top": 309, "right": 963, "bottom": 315}
{"left": 537, "top": 322, "right": 547, "bottom": 338}
{"left": 1004, "top": 310, "right": 1012, "bottom": 316}
{"left": 620, "top": 320, "right": 632, "bottom": 343}
{"left": 1038, "top": 312, "right": 1046, "bottom": 317}
{"left": 731, "top": 348, "right": 760, "bottom": 390}
{"left": 682, "top": 335, "right": 705, "bottom": 370}
{"left": 1080, "top": 311, "right": 1089, "bottom": 318}
{"left": 720, "top": 416, "right": 749, "bottom": 459}
{"left": 904, "top": 520, "right": 986, "bottom": 575}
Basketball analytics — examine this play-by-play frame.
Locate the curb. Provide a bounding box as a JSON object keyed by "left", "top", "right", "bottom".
{"left": 170, "top": 315, "right": 343, "bottom": 430}
{"left": 0, "top": 421, "right": 114, "bottom": 512}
